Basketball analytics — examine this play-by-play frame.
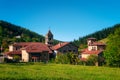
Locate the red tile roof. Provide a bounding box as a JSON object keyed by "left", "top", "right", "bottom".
{"left": 6, "top": 42, "right": 52, "bottom": 55}
{"left": 91, "top": 42, "right": 106, "bottom": 46}
{"left": 24, "top": 43, "right": 52, "bottom": 53}
{"left": 81, "top": 48, "right": 103, "bottom": 55}
{"left": 52, "top": 42, "right": 69, "bottom": 50}
{"left": 5, "top": 50, "right": 21, "bottom": 55}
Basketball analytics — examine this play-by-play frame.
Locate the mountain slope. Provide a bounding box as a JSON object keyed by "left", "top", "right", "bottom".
{"left": 0, "top": 20, "right": 59, "bottom": 51}
{"left": 73, "top": 24, "right": 120, "bottom": 47}
{"left": 99, "top": 38, "right": 108, "bottom": 43}
{"left": 0, "top": 20, "right": 45, "bottom": 40}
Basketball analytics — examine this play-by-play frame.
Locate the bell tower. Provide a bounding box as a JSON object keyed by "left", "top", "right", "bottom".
{"left": 45, "top": 30, "right": 53, "bottom": 46}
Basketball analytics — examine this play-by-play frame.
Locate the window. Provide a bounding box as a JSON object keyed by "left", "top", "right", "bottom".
{"left": 73, "top": 50, "right": 76, "bottom": 52}
{"left": 69, "top": 50, "right": 71, "bottom": 52}
{"left": 63, "top": 50, "right": 66, "bottom": 53}
{"left": 92, "top": 47, "right": 96, "bottom": 50}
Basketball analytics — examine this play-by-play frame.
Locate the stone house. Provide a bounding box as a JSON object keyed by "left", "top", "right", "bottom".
{"left": 6, "top": 42, "right": 52, "bottom": 62}
{"left": 52, "top": 42, "right": 78, "bottom": 54}
{"left": 81, "top": 38, "right": 106, "bottom": 65}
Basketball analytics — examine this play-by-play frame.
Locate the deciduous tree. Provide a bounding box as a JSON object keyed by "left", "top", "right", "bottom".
{"left": 104, "top": 28, "right": 120, "bottom": 67}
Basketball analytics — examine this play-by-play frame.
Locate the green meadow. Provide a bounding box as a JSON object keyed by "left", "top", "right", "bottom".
{"left": 0, "top": 63, "right": 120, "bottom": 80}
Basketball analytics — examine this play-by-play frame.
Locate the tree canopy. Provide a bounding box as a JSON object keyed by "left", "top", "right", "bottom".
{"left": 73, "top": 24, "right": 120, "bottom": 47}
{"left": 0, "top": 20, "right": 59, "bottom": 51}
{"left": 104, "top": 28, "right": 120, "bottom": 67}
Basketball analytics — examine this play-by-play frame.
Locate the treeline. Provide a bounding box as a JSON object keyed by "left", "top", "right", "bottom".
{"left": 73, "top": 24, "right": 120, "bottom": 47}
{"left": 0, "top": 20, "right": 45, "bottom": 41}
{"left": 0, "top": 20, "right": 59, "bottom": 51}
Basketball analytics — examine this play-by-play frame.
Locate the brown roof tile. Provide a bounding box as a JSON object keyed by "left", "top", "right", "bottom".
{"left": 5, "top": 50, "right": 21, "bottom": 55}
{"left": 25, "top": 43, "right": 52, "bottom": 53}
{"left": 91, "top": 42, "right": 106, "bottom": 46}
{"left": 81, "top": 48, "right": 103, "bottom": 55}
{"left": 6, "top": 42, "right": 52, "bottom": 55}
{"left": 52, "top": 42, "right": 69, "bottom": 50}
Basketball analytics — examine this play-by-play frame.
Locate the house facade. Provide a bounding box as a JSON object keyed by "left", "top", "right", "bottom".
{"left": 81, "top": 38, "right": 106, "bottom": 65}
{"left": 52, "top": 42, "right": 78, "bottom": 54}
{"left": 6, "top": 42, "right": 52, "bottom": 62}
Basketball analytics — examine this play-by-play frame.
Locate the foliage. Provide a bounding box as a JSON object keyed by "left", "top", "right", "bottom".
{"left": 78, "top": 44, "right": 87, "bottom": 52}
{"left": 13, "top": 55, "right": 21, "bottom": 62}
{"left": 104, "top": 28, "right": 120, "bottom": 67}
{"left": 78, "top": 54, "right": 105, "bottom": 66}
{"left": 0, "top": 20, "right": 59, "bottom": 51}
{"left": 0, "top": 63, "right": 120, "bottom": 80}
{"left": 73, "top": 24, "right": 120, "bottom": 47}
{"left": 87, "top": 54, "right": 98, "bottom": 66}
{"left": 99, "top": 38, "right": 108, "bottom": 43}
{"left": 55, "top": 52, "right": 80, "bottom": 64}
{"left": 55, "top": 53, "right": 70, "bottom": 64}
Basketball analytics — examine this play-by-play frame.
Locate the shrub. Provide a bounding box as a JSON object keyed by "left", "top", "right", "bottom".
{"left": 13, "top": 55, "right": 20, "bottom": 62}
{"left": 55, "top": 53, "right": 70, "bottom": 64}
{"left": 87, "top": 54, "right": 98, "bottom": 66}
{"left": 55, "top": 52, "right": 80, "bottom": 65}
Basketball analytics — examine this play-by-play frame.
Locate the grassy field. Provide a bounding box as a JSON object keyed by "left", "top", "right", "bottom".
{"left": 0, "top": 63, "right": 120, "bottom": 80}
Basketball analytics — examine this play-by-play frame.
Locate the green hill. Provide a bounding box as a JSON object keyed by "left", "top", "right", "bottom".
{"left": 0, "top": 20, "right": 59, "bottom": 51}
{"left": 99, "top": 38, "right": 108, "bottom": 43}
{"left": 73, "top": 24, "right": 120, "bottom": 47}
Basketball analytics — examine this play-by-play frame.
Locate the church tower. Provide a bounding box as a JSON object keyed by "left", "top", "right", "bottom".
{"left": 45, "top": 30, "right": 53, "bottom": 46}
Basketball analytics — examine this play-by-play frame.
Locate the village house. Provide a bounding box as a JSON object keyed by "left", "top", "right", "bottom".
{"left": 6, "top": 42, "right": 52, "bottom": 62}
{"left": 81, "top": 38, "right": 106, "bottom": 65}
{"left": 52, "top": 42, "right": 78, "bottom": 54}
{"left": 5, "top": 30, "right": 78, "bottom": 62}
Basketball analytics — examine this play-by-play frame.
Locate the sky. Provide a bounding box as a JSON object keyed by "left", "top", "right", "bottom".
{"left": 0, "top": 0, "right": 120, "bottom": 41}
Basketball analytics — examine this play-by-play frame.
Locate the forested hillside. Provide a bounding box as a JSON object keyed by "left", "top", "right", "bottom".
{"left": 104, "top": 27, "right": 120, "bottom": 67}
{"left": 73, "top": 24, "right": 120, "bottom": 47}
{"left": 0, "top": 20, "right": 59, "bottom": 51}
{"left": 1, "top": 20, "right": 120, "bottom": 52}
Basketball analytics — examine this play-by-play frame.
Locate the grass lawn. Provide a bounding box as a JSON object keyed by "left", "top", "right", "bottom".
{"left": 0, "top": 63, "right": 120, "bottom": 80}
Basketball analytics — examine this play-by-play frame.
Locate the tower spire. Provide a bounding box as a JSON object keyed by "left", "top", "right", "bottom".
{"left": 45, "top": 28, "right": 53, "bottom": 46}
